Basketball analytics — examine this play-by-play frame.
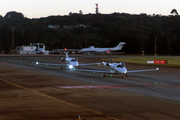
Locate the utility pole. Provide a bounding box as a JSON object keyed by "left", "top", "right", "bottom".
{"left": 12, "top": 27, "right": 15, "bottom": 53}
{"left": 154, "top": 36, "right": 157, "bottom": 56}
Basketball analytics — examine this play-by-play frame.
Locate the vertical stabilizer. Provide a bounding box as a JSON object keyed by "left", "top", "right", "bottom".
{"left": 65, "top": 52, "right": 68, "bottom": 58}
{"left": 115, "top": 42, "right": 126, "bottom": 50}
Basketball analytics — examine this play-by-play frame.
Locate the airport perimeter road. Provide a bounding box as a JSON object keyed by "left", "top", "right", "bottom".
{"left": 0, "top": 56, "right": 180, "bottom": 120}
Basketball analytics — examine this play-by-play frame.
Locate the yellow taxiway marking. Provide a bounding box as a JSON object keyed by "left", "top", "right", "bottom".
{"left": 0, "top": 78, "right": 119, "bottom": 120}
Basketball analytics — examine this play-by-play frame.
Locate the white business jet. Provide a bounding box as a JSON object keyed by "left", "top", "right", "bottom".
{"left": 36, "top": 52, "right": 98, "bottom": 69}
{"left": 77, "top": 61, "right": 159, "bottom": 78}
{"left": 79, "top": 42, "right": 126, "bottom": 52}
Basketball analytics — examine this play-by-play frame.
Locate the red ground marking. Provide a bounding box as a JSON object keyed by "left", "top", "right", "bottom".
{"left": 57, "top": 85, "right": 154, "bottom": 89}
{"left": 154, "top": 60, "right": 167, "bottom": 64}
{"left": 0, "top": 63, "right": 7, "bottom": 64}
{"left": 169, "top": 84, "right": 180, "bottom": 87}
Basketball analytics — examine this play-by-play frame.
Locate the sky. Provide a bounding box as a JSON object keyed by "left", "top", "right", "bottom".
{"left": 0, "top": 0, "right": 179, "bottom": 18}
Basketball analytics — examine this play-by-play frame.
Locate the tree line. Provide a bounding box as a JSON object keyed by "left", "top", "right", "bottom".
{"left": 0, "top": 11, "right": 180, "bottom": 55}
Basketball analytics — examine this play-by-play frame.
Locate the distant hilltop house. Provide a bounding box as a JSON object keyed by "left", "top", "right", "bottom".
{"left": 48, "top": 24, "right": 88, "bottom": 29}
{"left": 63, "top": 24, "right": 86, "bottom": 29}
{"left": 48, "top": 25, "right": 60, "bottom": 29}
{"left": 74, "top": 24, "right": 85, "bottom": 28}
{"left": 63, "top": 25, "right": 73, "bottom": 29}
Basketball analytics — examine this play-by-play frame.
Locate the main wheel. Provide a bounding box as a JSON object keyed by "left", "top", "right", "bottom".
{"left": 103, "top": 73, "right": 105, "bottom": 77}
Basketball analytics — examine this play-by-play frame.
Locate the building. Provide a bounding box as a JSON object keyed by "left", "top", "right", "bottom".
{"left": 16, "top": 46, "right": 37, "bottom": 54}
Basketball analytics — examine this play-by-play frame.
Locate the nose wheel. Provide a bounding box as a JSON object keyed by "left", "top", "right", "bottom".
{"left": 126, "top": 73, "right": 129, "bottom": 77}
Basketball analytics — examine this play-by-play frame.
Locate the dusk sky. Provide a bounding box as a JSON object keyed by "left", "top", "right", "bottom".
{"left": 0, "top": 0, "right": 179, "bottom": 18}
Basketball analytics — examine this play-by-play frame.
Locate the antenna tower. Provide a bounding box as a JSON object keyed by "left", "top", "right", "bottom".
{"left": 95, "top": 4, "right": 99, "bottom": 14}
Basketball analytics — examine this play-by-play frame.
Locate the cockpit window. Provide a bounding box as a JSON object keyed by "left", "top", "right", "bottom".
{"left": 117, "top": 63, "right": 125, "bottom": 68}
{"left": 117, "top": 65, "right": 121, "bottom": 68}
{"left": 71, "top": 59, "right": 77, "bottom": 62}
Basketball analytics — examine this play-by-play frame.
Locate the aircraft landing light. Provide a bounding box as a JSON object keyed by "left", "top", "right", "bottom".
{"left": 36, "top": 62, "right": 39, "bottom": 64}
{"left": 57, "top": 84, "right": 155, "bottom": 89}
{"left": 68, "top": 65, "right": 73, "bottom": 69}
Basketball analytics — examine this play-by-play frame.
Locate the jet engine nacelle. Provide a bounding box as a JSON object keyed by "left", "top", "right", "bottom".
{"left": 61, "top": 57, "right": 66, "bottom": 62}
{"left": 103, "top": 62, "right": 109, "bottom": 67}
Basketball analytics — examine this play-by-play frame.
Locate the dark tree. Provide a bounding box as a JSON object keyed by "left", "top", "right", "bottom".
{"left": 171, "top": 9, "right": 178, "bottom": 15}
{"left": 4, "top": 11, "right": 24, "bottom": 19}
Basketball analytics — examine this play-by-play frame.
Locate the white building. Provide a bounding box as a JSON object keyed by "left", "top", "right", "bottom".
{"left": 16, "top": 46, "right": 37, "bottom": 54}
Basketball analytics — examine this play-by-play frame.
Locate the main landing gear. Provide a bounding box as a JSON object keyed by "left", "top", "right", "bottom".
{"left": 121, "top": 73, "right": 129, "bottom": 78}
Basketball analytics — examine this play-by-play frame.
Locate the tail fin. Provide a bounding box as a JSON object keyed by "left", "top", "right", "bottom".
{"left": 115, "top": 42, "right": 126, "bottom": 50}
{"left": 65, "top": 52, "right": 68, "bottom": 58}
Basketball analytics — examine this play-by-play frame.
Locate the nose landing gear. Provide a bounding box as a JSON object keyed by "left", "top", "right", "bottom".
{"left": 126, "top": 73, "right": 129, "bottom": 77}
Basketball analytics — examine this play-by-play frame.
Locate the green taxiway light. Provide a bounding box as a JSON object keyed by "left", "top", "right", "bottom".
{"left": 94, "top": 72, "right": 95, "bottom": 74}
{"left": 155, "top": 82, "right": 157, "bottom": 84}
{"left": 73, "top": 68, "right": 76, "bottom": 70}
{"left": 32, "top": 62, "right": 33, "bottom": 64}
{"left": 10, "top": 60, "right": 12, "bottom": 61}
{"left": 111, "top": 75, "right": 112, "bottom": 77}
{"left": 46, "top": 64, "right": 47, "bottom": 66}
{"left": 55, "top": 66, "right": 57, "bottom": 67}
{"left": 25, "top": 61, "right": 27, "bottom": 63}
{"left": 20, "top": 60, "right": 21, "bottom": 62}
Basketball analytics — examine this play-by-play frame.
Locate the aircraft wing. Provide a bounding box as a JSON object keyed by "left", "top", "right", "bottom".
{"left": 79, "top": 63, "right": 101, "bottom": 66}
{"left": 75, "top": 69, "right": 112, "bottom": 74}
{"left": 127, "top": 68, "right": 159, "bottom": 73}
{"left": 37, "top": 62, "right": 68, "bottom": 67}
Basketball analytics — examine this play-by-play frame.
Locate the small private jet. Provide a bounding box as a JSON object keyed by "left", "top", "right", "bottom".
{"left": 79, "top": 42, "right": 126, "bottom": 53}
{"left": 76, "top": 61, "right": 159, "bottom": 78}
{"left": 36, "top": 52, "right": 99, "bottom": 69}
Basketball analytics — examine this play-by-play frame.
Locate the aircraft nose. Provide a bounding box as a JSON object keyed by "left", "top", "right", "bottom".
{"left": 117, "top": 68, "right": 127, "bottom": 74}
{"left": 72, "top": 62, "right": 79, "bottom": 66}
